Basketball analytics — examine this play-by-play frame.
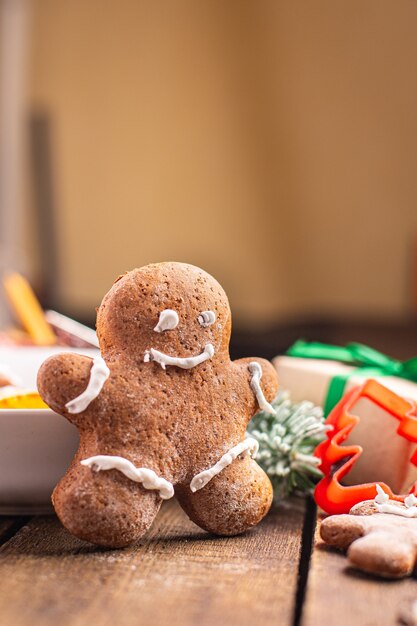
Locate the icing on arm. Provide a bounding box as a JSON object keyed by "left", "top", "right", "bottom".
{"left": 248, "top": 361, "right": 276, "bottom": 415}
{"left": 190, "top": 437, "right": 259, "bottom": 492}
{"left": 65, "top": 356, "right": 110, "bottom": 414}
{"left": 81, "top": 455, "right": 174, "bottom": 499}
{"left": 154, "top": 309, "right": 179, "bottom": 333}
{"left": 144, "top": 344, "right": 214, "bottom": 370}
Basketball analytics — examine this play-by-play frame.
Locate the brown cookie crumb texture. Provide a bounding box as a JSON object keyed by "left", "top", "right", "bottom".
{"left": 177, "top": 456, "right": 273, "bottom": 536}
{"left": 37, "top": 262, "right": 279, "bottom": 547}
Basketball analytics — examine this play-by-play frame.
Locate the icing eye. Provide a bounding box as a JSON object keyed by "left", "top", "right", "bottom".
{"left": 198, "top": 311, "right": 216, "bottom": 327}
{"left": 154, "top": 309, "right": 179, "bottom": 333}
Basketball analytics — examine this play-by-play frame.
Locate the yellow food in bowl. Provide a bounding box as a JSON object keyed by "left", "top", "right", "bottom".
{"left": 0, "top": 392, "right": 48, "bottom": 409}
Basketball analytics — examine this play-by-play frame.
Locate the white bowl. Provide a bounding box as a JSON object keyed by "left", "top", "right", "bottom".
{"left": 0, "top": 347, "right": 99, "bottom": 514}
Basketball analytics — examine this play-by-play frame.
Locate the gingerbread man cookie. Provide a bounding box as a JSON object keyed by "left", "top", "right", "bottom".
{"left": 320, "top": 485, "right": 417, "bottom": 578}
{"left": 37, "top": 262, "right": 278, "bottom": 547}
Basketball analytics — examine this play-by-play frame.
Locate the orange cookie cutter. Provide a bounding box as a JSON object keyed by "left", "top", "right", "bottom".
{"left": 314, "top": 379, "right": 417, "bottom": 514}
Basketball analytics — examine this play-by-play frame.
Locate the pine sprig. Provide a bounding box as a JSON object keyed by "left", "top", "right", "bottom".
{"left": 247, "top": 390, "right": 329, "bottom": 500}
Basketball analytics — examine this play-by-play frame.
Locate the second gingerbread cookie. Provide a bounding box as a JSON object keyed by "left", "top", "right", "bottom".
{"left": 37, "top": 262, "right": 279, "bottom": 547}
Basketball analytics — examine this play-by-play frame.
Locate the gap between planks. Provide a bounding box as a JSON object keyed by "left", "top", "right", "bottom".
{"left": 0, "top": 498, "right": 307, "bottom": 626}
{"left": 293, "top": 496, "right": 317, "bottom": 626}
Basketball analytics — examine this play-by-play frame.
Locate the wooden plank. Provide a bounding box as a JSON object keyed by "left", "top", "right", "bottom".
{"left": 0, "top": 498, "right": 305, "bottom": 626}
{"left": 302, "top": 516, "right": 417, "bottom": 626}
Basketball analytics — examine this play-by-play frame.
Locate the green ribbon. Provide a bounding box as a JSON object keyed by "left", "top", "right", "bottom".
{"left": 286, "top": 340, "right": 417, "bottom": 416}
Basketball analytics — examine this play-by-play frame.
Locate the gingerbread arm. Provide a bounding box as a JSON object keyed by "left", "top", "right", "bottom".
{"left": 37, "top": 353, "right": 110, "bottom": 426}
{"left": 320, "top": 513, "right": 366, "bottom": 550}
{"left": 233, "top": 357, "right": 279, "bottom": 423}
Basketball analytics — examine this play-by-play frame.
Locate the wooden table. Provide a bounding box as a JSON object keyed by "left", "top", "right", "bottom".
{"left": 0, "top": 498, "right": 415, "bottom": 626}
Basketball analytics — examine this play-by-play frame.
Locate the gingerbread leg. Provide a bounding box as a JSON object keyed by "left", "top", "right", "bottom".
{"left": 176, "top": 456, "right": 273, "bottom": 536}
{"left": 53, "top": 467, "right": 162, "bottom": 548}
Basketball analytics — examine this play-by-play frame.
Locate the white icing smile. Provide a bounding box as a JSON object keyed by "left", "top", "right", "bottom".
{"left": 81, "top": 455, "right": 174, "bottom": 499}
{"left": 81, "top": 439, "right": 258, "bottom": 499}
{"left": 154, "top": 309, "right": 179, "bottom": 333}
{"left": 144, "top": 343, "right": 214, "bottom": 370}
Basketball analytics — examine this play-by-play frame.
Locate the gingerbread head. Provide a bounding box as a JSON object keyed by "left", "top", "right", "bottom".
{"left": 37, "top": 262, "right": 278, "bottom": 547}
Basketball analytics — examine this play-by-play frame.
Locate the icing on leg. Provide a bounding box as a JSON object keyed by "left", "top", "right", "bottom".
{"left": 190, "top": 437, "right": 259, "bottom": 492}
{"left": 81, "top": 455, "right": 174, "bottom": 500}
{"left": 177, "top": 452, "right": 273, "bottom": 536}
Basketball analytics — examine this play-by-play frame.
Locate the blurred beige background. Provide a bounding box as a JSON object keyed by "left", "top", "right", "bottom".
{"left": 23, "top": 0, "right": 417, "bottom": 325}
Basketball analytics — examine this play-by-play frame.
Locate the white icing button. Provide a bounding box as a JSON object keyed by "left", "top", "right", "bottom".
{"left": 248, "top": 361, "right": 276, "bottom": 415}
{"left": 144, "top": 343, "right": 214, "bottom": 370}
{"left": 65, "top": 356, "right": 110, "bottom": 414}
{"left": 198, "top": 311, "right": 216, "bottom": 327}
{"left": 81, "top": 455, "right": 174, "bottom": 500}
{"left": 190, "top": 437, "right": 259, "bottom": 493}
{"left": 154, "top": 309, "right": 179, "bottom": 333}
